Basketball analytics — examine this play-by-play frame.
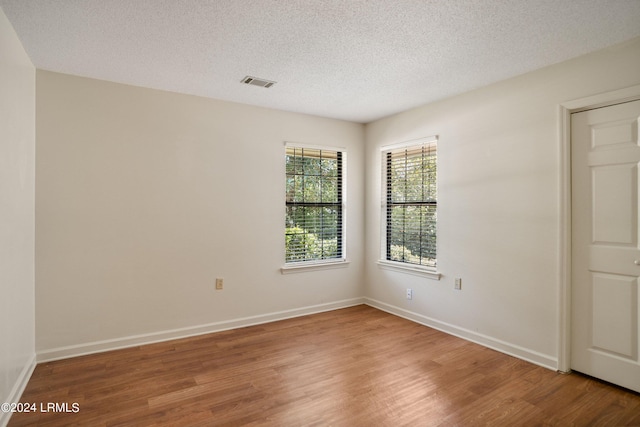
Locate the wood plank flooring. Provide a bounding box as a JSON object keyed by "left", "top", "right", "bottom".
{"left": 8, "top": 305, "right": 640, "bottom": 426}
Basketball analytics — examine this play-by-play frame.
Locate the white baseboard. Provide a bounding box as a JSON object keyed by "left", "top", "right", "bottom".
{"left": 0, "top": 353, "right": 36, "bottom": 427}
{"left": 36, "top": 296, "right": 557, "bottom": 372}
{"left": 37, "top": 298, "right": 365, "bottom": 363}
{"left": 364, "top": 298, "right": 558, "bottom": 371}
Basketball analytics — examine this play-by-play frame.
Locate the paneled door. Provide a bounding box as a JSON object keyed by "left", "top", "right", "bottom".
{"left": 571, "top": 99, "right": 640, "bottom": 392}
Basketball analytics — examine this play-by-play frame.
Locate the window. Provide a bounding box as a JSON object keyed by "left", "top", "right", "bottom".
{"left": 383, "top": 137, "right": 437, "bottom": 268}
{"left": 285, "top": 145, "right": 344, "bottom": 264}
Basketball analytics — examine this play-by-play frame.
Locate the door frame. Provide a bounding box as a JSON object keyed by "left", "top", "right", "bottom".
{"left": 558, "top": 84, "right": 640, "bottom": 373}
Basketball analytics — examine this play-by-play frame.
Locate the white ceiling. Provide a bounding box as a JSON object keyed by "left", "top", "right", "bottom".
{"left": 2, "top": 1, "right": 640, "bottom": 123}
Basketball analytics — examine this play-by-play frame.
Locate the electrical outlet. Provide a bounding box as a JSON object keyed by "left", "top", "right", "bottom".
{"left": 215, "top": 278, "right": 223, "bottom": 290}
{"left": 406, "top": 288, "right": 413, "bottom": 300}
{"left": 454, "top": 278, "right": 462, "bottom": 290}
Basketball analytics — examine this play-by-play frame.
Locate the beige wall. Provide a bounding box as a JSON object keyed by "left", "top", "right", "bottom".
{"left": 364, "top": 37, "right": 640, "bottom": 369}
{"left": 0, "top": 6, "right": 36, "bottom": 423}
{"left": 35, "top": 71, "right": 365, "bottom": 358}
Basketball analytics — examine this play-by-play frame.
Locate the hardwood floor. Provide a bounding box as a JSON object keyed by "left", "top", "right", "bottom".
{"left": 8, "top": 305, "right": 640, "bottom": 426}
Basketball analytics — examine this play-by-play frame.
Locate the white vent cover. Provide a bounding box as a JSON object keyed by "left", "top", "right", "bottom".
{"left": 241, "top": 76, "right": 276, "bottom": 88}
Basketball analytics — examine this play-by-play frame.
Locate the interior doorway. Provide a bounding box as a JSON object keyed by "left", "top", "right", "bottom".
{"left": 568, "top": 97, "right": 640, "bottom": 393}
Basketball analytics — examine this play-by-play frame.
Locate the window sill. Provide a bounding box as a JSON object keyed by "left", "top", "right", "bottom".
{"left": 281, "top": 259, "right": 350, "bottom": 274}
{"left": 377, "top": 260, "right": 441, "bottom": 280}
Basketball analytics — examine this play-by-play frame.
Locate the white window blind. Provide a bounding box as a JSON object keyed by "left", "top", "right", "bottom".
{"left": 285, "top": 146, "right": 344, "bottom": 263}
{"left": 384, "top": 139, "right": 437, "bottom": 267}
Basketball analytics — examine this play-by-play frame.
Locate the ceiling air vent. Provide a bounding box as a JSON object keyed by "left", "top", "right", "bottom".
{"left": 241, "top": 76, "right": 276, "bottom": 88}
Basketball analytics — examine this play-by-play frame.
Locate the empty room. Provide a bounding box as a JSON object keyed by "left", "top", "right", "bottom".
{"left": 2, "top": 1, "right": 640, "bottom": 425}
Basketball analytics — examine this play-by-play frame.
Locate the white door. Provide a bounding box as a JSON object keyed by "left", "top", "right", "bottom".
{"left": 571, "top": 99, "right": 640, "bottom": 392}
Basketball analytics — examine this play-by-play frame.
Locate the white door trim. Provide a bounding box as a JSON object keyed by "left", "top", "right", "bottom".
{"left": 558, "top": 84, "right": 640, "bottom": 373}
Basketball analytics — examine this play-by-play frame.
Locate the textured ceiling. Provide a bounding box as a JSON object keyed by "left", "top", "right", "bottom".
{"left": 2, "top": 1, "right": 640, "bottom": 123}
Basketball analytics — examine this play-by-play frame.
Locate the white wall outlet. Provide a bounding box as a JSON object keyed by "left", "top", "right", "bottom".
{"left": 454, "top": 278, "right": 462, "bottom": 290}
{"left": 215, "top": 278, "right": 223, "bottom": 290}
{"left": 406, "top": 288, "right": 413, "bottom": 300}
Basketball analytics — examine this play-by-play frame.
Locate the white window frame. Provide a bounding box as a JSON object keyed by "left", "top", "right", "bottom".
{"left": 378, "top": 136, "right": 441, "bottom": 280}
{"left": 281, "top": 142, "right": 348, "bottom": 274}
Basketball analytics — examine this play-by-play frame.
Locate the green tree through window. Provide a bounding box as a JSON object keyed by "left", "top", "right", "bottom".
{"left": 285, "top": 146, "right": 343, "bottom": 263}
{"left": 385, "top": 141, "right": 437, "bottom": 267}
